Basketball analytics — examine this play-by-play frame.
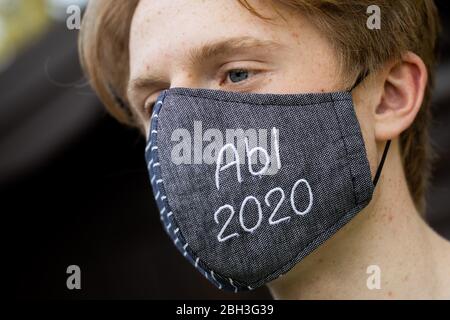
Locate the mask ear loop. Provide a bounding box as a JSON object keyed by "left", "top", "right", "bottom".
{"left": 349, "top": 69, "right": 370, "bottom": 92}
{"left": 372, "top": 140, "right": 391, "bottom": 187}
{"left": 348, "top": 70, "right": 391, "bottom": 188}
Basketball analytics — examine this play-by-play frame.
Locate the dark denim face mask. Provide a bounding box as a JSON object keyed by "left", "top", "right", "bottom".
{"left": 144, "top": 82, "right": 390, "bottom": 292}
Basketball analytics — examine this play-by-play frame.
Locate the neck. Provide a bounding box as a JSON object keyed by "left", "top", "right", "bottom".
{"left": 267, "top": 140, "right": 450, "bottom": 299}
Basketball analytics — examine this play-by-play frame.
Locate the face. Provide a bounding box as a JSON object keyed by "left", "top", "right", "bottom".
{"left": 128, "top": 0, "right": 351, "bottom": 133}
{"left": 128, "top": 0, "right": 389, "bottom": 290}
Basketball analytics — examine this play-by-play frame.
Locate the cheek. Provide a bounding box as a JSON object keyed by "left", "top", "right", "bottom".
{"left": 353, "top": 97, "right": 378, "bottom": 179}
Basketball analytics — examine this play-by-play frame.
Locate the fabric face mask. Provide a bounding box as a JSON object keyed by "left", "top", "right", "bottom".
{"left": 144, "top": 84, "right": 390, "bottom": 292}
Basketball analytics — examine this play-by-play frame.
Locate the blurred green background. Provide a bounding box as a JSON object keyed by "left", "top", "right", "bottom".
{"left": 0, "top": 0, "right": 48, "bottom": 69}
{"left": 0, "top": 0, "right": 87, "bottom": 70}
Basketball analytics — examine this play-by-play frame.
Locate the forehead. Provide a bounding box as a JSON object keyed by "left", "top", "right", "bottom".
{"left": 129, "top": 0, "right": 306, "bottom": 76}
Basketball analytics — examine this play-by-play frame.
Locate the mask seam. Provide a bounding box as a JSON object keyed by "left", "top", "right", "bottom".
{"left": 167, "top": 91, "right": 352, "bottom": 107}
{"left": 330, "top": 94, "right": 359, "bottom": 206}
{"left": 146, "top": 93, "right": 246, "bottom": 292}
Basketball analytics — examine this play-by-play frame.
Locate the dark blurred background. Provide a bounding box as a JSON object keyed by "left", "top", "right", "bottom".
{"left": 4, "top": 0, "right": 449, "bottom": 299}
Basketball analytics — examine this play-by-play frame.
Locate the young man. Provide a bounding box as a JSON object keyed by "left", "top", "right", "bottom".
{"left": 79, "top": 0, "right": 450, "bottom": 299}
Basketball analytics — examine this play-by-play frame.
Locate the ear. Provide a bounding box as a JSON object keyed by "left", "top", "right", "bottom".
{"left": 374, "top": 52, "right": 428, "bottom": 141}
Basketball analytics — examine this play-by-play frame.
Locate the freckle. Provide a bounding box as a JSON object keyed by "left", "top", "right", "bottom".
{"left": 388, "top": 214, "right": 393, "bottom": 222}
{"left": 403, "top": 275, "right": 409, "bottom": 281}
{"left": 291, "top": 31, "right": 299, "bottom": 39}
{"left": 388, "top": 291, "right": 393, "bottom": 297}
{"left": 318, "top": 258, "right": 323, "bottom": 264}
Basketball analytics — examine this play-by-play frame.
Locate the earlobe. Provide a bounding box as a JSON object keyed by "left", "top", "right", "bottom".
{"left": 374, "top": 52, "right": 428, "bottom": 141}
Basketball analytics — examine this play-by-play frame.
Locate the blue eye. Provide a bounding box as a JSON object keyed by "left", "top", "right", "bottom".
{"left": 228, "top": 69, "right": 249, "bottom": 83}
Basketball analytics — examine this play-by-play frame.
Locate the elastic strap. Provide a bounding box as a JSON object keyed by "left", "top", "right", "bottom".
{"left": 373, "top": 140, "right": 391, "bottom": 187}
{"left": 349, "top": 69, "right": 370, "bottom": 92}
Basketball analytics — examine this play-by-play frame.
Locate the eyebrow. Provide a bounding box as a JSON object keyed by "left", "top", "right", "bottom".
{"left": 187, "top": 36, "right": 282, "bottom": 66}
{"left": 127, "top": 36, "right": 282, "bottom": 95}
